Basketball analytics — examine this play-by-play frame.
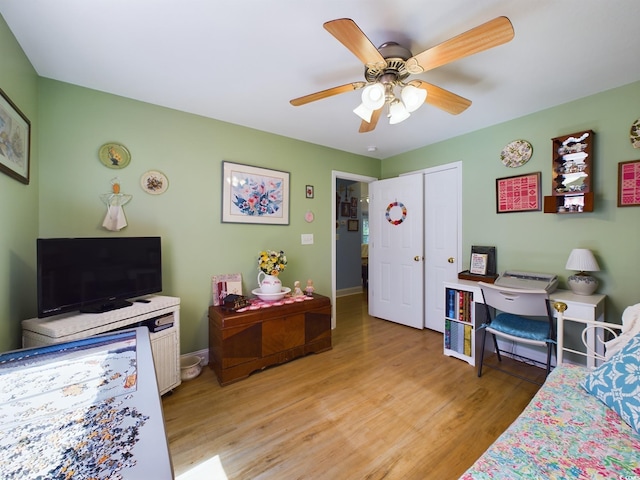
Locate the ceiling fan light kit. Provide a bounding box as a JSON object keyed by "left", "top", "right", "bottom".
{"left": 290, "top": 16, "right": 514, "bottom": 133}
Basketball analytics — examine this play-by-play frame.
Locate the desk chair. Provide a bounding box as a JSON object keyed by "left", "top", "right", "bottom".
{"left": 477, "top": 282, "right": 555, "bottom": 384}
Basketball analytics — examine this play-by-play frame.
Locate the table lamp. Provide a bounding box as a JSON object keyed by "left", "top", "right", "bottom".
{"left": 565, "top": 248, "right": 600, "bottom": 295}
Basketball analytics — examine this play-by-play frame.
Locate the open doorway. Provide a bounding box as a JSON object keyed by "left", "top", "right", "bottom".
{"left": 331, "top": 171, "right": 377, "bottom": 327}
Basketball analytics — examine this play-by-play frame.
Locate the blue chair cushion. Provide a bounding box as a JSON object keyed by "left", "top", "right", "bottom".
{"left": 487, "top": 312, "right": 551, "bottom": 342}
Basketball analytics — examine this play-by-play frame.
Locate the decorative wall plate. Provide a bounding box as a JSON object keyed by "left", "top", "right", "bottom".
{"left": 140, "top": 170, "right": 168, "bottom": 195}
{"left": 630, "top": 118, "right": 640, "bottom": 149}
{"left": 500, "top": 139, "right": 533, "bottom": 167}
{"left": 98, "top": 143, "right": 131, "bottom": 169}
{"left": 305, "top": 211, "right": 315, "bottom": 223}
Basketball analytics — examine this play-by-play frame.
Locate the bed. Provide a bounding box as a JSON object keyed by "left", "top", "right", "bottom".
{"left": 460, "top": 302, "right": 640, "bottom": 479}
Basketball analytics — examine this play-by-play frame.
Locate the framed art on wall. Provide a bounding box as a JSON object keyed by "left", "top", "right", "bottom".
{"left": 618, "top": 159, "right": 640, "bottom": 207}
{"left": 496, "top": 172, "right": 541, "bottom": 213}
{"left": 0, "top": 88, "right": 31, "bottom": 184}
{"left": 221, "top": 161, "right": 290, "bottom": 225}
{"left": 340, "top": 202, "right": 351, "bottom": 217}
{"left": 306, "top": 185, "right": 314, "bottom": 198}
{"left": 348, "top": 219, "right": 359, "bottom": 231}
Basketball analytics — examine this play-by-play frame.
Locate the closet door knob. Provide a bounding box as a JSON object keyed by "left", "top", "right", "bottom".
{"left": 414, "top": 256, "right": 421, "bottom": 262}
{"left": 448, "top": 257, "right": 455, "bottom": 263}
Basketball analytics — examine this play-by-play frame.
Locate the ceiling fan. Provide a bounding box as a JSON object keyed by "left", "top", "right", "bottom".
{"left": 290, "top": 17, "right": 514, "bottom": 133}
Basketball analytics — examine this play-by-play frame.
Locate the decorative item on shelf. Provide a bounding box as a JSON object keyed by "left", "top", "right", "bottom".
{"left": 98, "top": 143, "right": 131, "bottom": 169}
{"left": 305, "top": 279, "right": 315, "bottom": 297}
{"left": 257, "top": 250, "right": 287, "bottom": 294}
{"left": 221, "top": 294, "right": 251, "bottom": 312}
{"left": 211, "top": 273, "right": 243, "bottom": 306}
{"left": 293, "top": 281, "right": 304, "bottom": 297}
{"left": 100, "top": 178, "right": 132, "bottom": 231}
{"left": 500, "top": 139, "right": 533, "bottom": 168}
{"left": 565, "top": 248, "right": 600, "bottom": 296}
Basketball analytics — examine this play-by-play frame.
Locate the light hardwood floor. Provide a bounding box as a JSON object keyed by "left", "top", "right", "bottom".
{"left": 162, "top": 293, "right": 544, "bottom": 480}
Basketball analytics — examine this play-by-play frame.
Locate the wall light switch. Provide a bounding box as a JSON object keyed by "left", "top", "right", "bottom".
{"left": 301, "top": 234, "right": 314, "bottom": 245}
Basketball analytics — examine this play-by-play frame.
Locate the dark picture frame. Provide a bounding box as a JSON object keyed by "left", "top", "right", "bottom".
{"left": 617, "top": 160, "right": 640, "bottom": 207}
{"left": 0, "top": 88, "right": 31, "bottom": 184}
{"left": 306, "top": 185, "right": 314, "bottom": 199}
{"left": 348, "top": 219, "right": 359, "bottom": 231}
{"left": 340, "top": 202, "right": 351, "bottom": 217}
{"left": 221, "top": 161, "right": 290, "bottom": 225}
{"left": 496, "top": 172, "right": 541, "bottom": 213}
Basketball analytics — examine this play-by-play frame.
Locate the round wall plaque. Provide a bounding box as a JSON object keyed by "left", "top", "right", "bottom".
{"left": 500, "top": 139, "right": 533, "bottom": 167}
{"left": 141, "top": 170, "right": 168, "bottom": 195}
{"left": 98, "top": 143, "right": 131, "bottom": 169}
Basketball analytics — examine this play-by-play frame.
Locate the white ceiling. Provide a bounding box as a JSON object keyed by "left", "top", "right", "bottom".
{"left": 1, "top": 1, "right": 639, "bottom": 159}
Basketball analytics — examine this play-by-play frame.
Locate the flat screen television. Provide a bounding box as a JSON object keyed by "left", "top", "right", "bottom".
{"left": 37, "top": 237, "right": 162, "bottom": 318}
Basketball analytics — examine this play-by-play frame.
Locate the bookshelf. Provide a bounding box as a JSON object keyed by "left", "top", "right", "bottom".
{"left": 443, "top": 280, "right": 485, "bottom": 366}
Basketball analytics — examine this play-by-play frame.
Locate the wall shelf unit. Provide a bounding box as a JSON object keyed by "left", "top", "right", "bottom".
{"left": 544, "top": 130, "right": 595, "bottom": 213}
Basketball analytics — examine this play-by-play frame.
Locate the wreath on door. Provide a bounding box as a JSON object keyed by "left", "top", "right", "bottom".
{"left": 385, "top": 201, "right": 407, "bottom": 225}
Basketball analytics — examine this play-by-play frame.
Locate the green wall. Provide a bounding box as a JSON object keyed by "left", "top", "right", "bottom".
{"left": 383, "top": 81, "right": 640, "bottom": 323}
{"left": 36, "top": 79, "right": 378, "bottom": 354}
{"left": 2, "top": 12, "right": 639, "bottom": 355}
{"left": 0, "top": 14, "right": 39, "bottom": 352}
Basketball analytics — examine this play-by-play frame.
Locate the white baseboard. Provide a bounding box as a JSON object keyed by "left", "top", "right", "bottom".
{"left": 182, "top": 348, "right": 209, "bottom": 367}
{"left": 336, "top": 287, "right": 363, "bottom": 297}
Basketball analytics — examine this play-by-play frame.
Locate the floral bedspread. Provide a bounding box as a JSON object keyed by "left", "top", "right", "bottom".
{"left": 460, "top": 364, "right": 640, "bottom": 480}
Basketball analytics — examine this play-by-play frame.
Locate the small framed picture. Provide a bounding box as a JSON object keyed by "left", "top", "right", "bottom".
{"left": 350, "top": 206, "right": 358, "bottom": 218}
{"left": 212, "top": 273, "right": 243, "bottom": 306}
{"left": 341, "top": 202, "right": 351, "bottom": 217}
{"left": 306, "top": 185, "right": 314, "bottom": 199}
{"left": 470, "top": 253, "right": 488, "bottom": 275}
{"left": 350, "top": 196, "right": 358, "bottom": 207}
{"left": 618, "top": 160, "right": 640, "bottom": 207}
{"left": 348, "top": 219, "right": 359, "bottom": 231}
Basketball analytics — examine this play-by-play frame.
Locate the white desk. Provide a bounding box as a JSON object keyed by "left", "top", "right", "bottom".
{"left": 445, "top": 280, "right": 606, "bottom": 367}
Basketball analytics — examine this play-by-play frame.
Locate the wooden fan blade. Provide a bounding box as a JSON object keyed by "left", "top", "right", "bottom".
{"left": 406, "top": 16, "right": 514, "bottom": 74}
{"left": 290, "top": 82, "right": 366, "bottom": 106}
{"left": 324, "top": 18, "right": 386, "bottom": 69}
{"left": 359, "top": 108, "right": 382, "bottom": 133}
{"left": 409, "top": 80, "right": 472, "bottom": 115}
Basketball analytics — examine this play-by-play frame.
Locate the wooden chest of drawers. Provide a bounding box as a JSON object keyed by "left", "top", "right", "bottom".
{"left": 208, "top": 295, "right": 332, "bottom": 385}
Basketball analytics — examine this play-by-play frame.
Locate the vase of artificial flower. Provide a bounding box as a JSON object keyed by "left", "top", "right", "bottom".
{"left": 257, "top": 272, "right": 282, "bottom": 294}
{"left": 257, "top": 250, "right": 287, "bottom": 294}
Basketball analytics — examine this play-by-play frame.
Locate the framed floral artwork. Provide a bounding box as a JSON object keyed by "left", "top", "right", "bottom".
{"left": 0, "top": 88, "right": 31, "bottom": 184}
{"left": 496, "top": 172, "right": 541, "bottom": 213}
{"left": 221, "top": 161, "right": 290, "bottom": 225}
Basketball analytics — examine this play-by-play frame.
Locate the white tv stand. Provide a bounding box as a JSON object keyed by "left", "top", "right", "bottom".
{"left": 22, "top": 295, "right": 181, "bottom": 395}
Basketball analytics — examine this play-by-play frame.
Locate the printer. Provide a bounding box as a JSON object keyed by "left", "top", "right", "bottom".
{"left": 494, "top": 270, "right": 558, "bottom": 293}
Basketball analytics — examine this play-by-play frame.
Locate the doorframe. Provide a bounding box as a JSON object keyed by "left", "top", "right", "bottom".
{"left": 331, "top": 170, "right": 378, "bottom": 328}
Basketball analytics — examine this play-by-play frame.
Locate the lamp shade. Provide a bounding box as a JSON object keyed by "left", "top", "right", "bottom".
{"left": 353, "top": 103, "right": 373, "bottom": 122}
{"left": 401, "top": 84, "right": 427, "bottom": 112}
{"left": 565, "top": 248, "right": 600, "bottom": 272}
{"left": 388, "top": 101, "right": 410, "bottom": 124}
{"left": 361, "top": 83, "right": 385, "bottom": 110}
